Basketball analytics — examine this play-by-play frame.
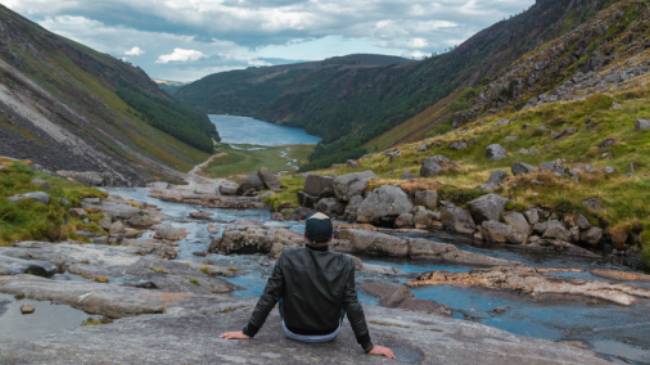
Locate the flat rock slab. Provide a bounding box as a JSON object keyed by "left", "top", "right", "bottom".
{"left": 0, "top": 275, "right": 229, "bottom": 319}
{"left": 0, "top": 254, "right": 58, "bottom": 277}
{"left": 0, "top": 301, "right": 611, "bottom": 365}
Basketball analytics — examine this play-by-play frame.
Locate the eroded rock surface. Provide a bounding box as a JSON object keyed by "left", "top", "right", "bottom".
{"left": 0, "top": 300, "right": 612, "bottom": 365}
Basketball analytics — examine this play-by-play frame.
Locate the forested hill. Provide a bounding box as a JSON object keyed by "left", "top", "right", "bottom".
{"left": 0, "top": 4, "right": 219, "bottom": 184}
{"left": 177, "top": 0, "right": 617, "bottom": 169}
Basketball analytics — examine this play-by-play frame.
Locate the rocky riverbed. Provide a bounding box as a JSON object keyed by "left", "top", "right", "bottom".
{"left": 1, "top": 182, "right": 649, "bottom": 364}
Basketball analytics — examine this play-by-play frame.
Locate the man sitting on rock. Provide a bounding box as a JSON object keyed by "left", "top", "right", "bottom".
{"left": 221, "top": 212, "right": 396, "bottom": 359}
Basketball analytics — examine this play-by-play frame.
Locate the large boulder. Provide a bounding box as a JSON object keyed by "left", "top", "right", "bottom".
{"left": 481, "top": 220, "right": 512, "bottom": 244}
{"left": 303, "top": 175, "right": 335, "bottom": 197}
{"left": 335, "top": 229, "right": 409, "bottom": 257}
{"left": 236, "top": 174, "right": 265, "bottom": 196}
{"left": 581, "top": 227, "right": 603, "bottom": 246}
{"left": 542, "top": 220, "right": 571, "bottom": 241}
{"left": 218, "top": 180, "right": 239, "bottom": 196}
{"left": 468, "top": 194, "right": 509, "bottom": 223}
{"left": 413, "top": 190, "right": 438, "bottom": 210}
{"left": 413, "top": 206, "right": 439, "bottom": 229}
{"left": 356, "top": 185, "right": 414, "bottom": 226}
{"left": 503, "top": 212, "right": 530, "bottom": 244}
{"left": 440, "top": 205, "right": 476, "bottom": 235}
{"left": 209, "top": 225, "right": 304, "bottom": 258}
{"left": 486, "top": 144, "right": 507, "bottom": 160}
{"left": 420, "top": 155, "right": 451, "bottom": 177}
{"left": 333, "top": 171, "right": 376, "bottom": 202}
{"left": 315, "top": 198, "right": 344, "bottom": 217}
{"left": 258, "top": 168, "right": 282, "bottom": 191}
{"left": 8, "top": 191, "right": 50, "bottom": 205}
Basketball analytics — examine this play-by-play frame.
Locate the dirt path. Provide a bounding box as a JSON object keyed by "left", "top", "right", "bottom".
{"left": 185, "top": 152, "right": 227, "bottom": 187}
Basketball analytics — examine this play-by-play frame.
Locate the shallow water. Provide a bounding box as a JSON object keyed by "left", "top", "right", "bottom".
{"left": 0, "top": 293, "right": 89, "bottom": 341}
{"left": 210, "top": 114, "right": 321, "bottom": 146}
{"left": 105, "top": 188, "right": 650, "bottom": 364}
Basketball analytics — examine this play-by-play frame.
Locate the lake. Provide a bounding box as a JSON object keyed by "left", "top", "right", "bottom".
{"left": 209, "top": 115, "right": 321, "bottom": 146}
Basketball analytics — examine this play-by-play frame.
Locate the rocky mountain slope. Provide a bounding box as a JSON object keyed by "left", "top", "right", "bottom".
{"left": 0, "top": 5, "right": 219, "bottom": 185}
{"left": 177, "top": 0, "right": 619, "bottom": 169}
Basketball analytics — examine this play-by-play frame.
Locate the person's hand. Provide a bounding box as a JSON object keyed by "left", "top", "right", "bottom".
{"left": 368, "top": 345, "right": 396, "bottom": 359}
{"left": 220, "top": 331, "right": 251, "bottom": 340}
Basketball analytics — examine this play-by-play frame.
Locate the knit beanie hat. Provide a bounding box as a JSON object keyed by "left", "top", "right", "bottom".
{"left": 305, "top": 212, "right": 333, "bottom": 248}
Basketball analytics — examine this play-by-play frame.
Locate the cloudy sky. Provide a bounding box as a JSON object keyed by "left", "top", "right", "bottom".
{"left": 4, "top": 0, "right": 534, "bottom": 82}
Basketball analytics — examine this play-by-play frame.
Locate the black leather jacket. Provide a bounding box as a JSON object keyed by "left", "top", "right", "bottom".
{"left": 242, "top": 246, "right": 373, "bottom": 352}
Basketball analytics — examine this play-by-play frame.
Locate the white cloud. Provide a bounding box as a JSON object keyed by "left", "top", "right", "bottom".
{"left": 124, "top": 46, "right": 144, "bottom": 56}
{"left": 156, "top": 48, "right": 206, "bottom": 64}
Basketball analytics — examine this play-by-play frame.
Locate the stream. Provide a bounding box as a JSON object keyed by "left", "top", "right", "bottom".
{"left": 101, "top": 187, "right": 649, "bottom": 364}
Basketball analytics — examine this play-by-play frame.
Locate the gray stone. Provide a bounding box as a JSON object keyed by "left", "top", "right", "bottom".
{"left": 0, "top": 298, "right": 610, "bottom": 365}
{"left": 218, "top": 180, "right": 239, "bottom": 196}
{"left": 0, "top": 255, "right": 58, "bottom": 277}
{"left": 481, "top": 221, "right": 512, "bottom": 244}
{"left": 237, "top": 174, "right": 265, "bottom": 196}
{"left": 503, "top": 212, "right": 531, "bottom": 244}
{"left": 210, "top": 225, "right": 304, "bottom": 258}
{"left": 360, "top": 282, "right": 452, "bottom": 316}
{"left": 524, "top": 208, "right": 540, "bottom": 225}
{"left": 30, "top": 178, "right": 50, "bottom": 190}
{"left": 8, "top": 191, "right": 50, "bottom": 204}
{"left": 356, "top": 185, "right": 413, "bottom": 225}
{"left": 127, "top": 213, "right": 159, "bottom": 229}
{"left": 413, "top": 206, "right": 438, "bottom": 229}
{"left": 468, "top": 194, "right": 509, "bottom": 223}
{"left": 636, "top": 119, "right": 650, "bottom": 131}
{"left": 395, "top": 213, "right": 414, "bottom": 228}
{"left": 189, "top": 211, "right": 213, "bottom": 221}
{"left": 511, "top": 162, "right": 537, "bottom": 176}
{"left": 258, "top": 168, "right": 282, "bottom": 191}
{"left": 581, "top": 227, "right": 604, "bottom": 246}
{"left": 576, "top": 214, "right": 591, "bottom": 230}
{"left": 303, "top": 175, "right": 335, "bottom": 197}
{"left": 540, "top": 160, "right": 567, "bottom": 176}
{"left": 335, "top": 229, "right": 409, "bottom": 257}
{"left": 315, "top": 198, "right": 344, "bottom": 217}
{"left": 486, "top": 144, "right": 507, "bottom": 160}
{"left": 343, "top": 195, "right": 364, "bottom": 221}
{"left": 495, "top": 118, "right": 510, "bottom": 127}
{"left": 153, "top": 225, "right": 187, "bottom": 241}
{"left": 481, "top": 170, "right": 508, "bottom": 191}
{"left": 449, "top": 141, "right": 467, "bottom": 150}
{"left": 542, "top": 220, "right": 571, "bottom": 241}
{"left": 413, "top": 190, "right": 438, "bottom": 210}
{"left": 440, "top": 205, "right": 476, "bottom": 235}
{"left": 407, "top": 238, "right": 515, "bottom": 266}
{"left": 333, "top": 171, "right": 376, "bottom": 202}
{"left": 420, "top": 155, "right": 451, "bottom": 177}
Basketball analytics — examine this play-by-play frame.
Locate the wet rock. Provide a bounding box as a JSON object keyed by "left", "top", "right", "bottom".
{"left": 303, "top": 175, "right": 335, "bottom": 197}
{"left": 440, "top": 205, "right": 476, "bottom": 235}
{"left": 579, "top": 227, "right": 603, "bottom": 246}
{"left": 410, "top": 266, "right": 650, "bottom": 306}
{"left": 57, "top": 170, "right": 105, "bottom": 186}
{"left": 511, "top": 162, "right": 537, "bottom": 176}
{"left": 542, "top": 220, "right": 571, "bottom": 241}
{"left": 591, "top": 269, "right": 650, "bottom": 282}
{"left": 468, "top": 194, "right": 509, "bottom": 223}
{"left": 210, "top": 225, "right": 304, "bottom": 258}
{"left": 92, "top": 200, "right": 140, "bottom": 220}
{"left": 237, "top": 174, "right": 265, "bottom": 196}
{"left": 481, "top": 170, "right": 508, "bottom": 191}
{"left": 8, "top": 191, "right": 50, "bottom": 204}
{"left": 333, "top": 171, "right": 376, "bottom": 202}
{"left": 635, "top": 119, "right": 650, "bottom": 131}
{"left": 356, "top": 185, "right": 413, "bottom": 226}
{"left": 413, "top": 190, "right": 438, "bottom": 210}
{"left": 20, "top": 304, "right": 35, "bottom": 315}
{"left": 408, "top": 238, "right": 515, "bottom": 266}
{"left": 481, "top": 221, "right": 512, "bottom": 243}
{"left": 420, "top": 155, "right": 451, "bottom": 177}
{"left": 189, "top": 211, "right": 213, "bottom": 221}
{"left": 153, "top": 225, "right": 187, "bottom": 241}
{"left": 0, "top": 299, "right": 611, "bottom": 365}
{"left": 127, "top": 213, "right": 160, "bottom": 229}
{"left": 486, "top": 144, "right": 507, "bottom": 160}
{"left": 503, "top": 212, "right": 531, "bottom": 244}
{"left": 258, "top": 168, "right": 282, "bottom": 192}
{"left": 218, "top": 180, "right": 239, "bottom": 196}
{"left": 150, "top": 186, "right": 263, "bottom": 209}
{"left": 315, "top": 197, "right": 344, "bottom": 217}
{"left": 360, "top": 282, "right": 451, "bottom": 316}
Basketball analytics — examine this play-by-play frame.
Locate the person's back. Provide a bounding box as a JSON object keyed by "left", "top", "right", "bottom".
{"left": 221, "top": 213, "right": 395, "bottom": 359}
